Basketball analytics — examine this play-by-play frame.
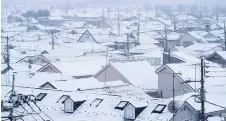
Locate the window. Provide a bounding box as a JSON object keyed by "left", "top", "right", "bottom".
{"left": 115, "top": 101, "right": 129, "bottom": 110}
{"left": 90, "top": 98, "right": 103, "bottom": 107}
{"left": 57, "top": 95, "right": 70, "bottom": 103}
{"left": 152, "top": 104, "right": 166, "bottom": 114}
{"left": 36, "top": 93, "right": 47, "bottom": 101}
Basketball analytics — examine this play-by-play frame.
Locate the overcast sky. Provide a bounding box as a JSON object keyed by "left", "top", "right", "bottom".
{"left": 2, "top": 0, "right": 226, "bottom": 6}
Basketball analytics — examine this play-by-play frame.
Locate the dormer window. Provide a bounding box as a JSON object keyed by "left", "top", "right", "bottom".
{"left": 36, "top": 93, "right": 47, "bottom": 101}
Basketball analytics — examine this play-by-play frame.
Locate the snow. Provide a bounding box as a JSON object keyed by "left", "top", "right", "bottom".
{"left": 111, "top": 61, "right": 158, "bottom": 89}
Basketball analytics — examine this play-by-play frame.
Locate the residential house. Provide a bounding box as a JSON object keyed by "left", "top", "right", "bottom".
{"left": 37, "top": 16, "right": 65, "bottom": 26}
{"left": 36, "top": 61, "right": 102, "bottom": 78}
{"left": 94, "top": 61, "right": 158, "bottom": 91}
{"left": 16, "top": 55, "right": 50, "bottom": 65}
{"left": 2, "top": 85, "right": 225, "bottom": 121}
{"left": 82, "top": 21, "right": 112, "bottom": 29}
{"left": 180, "top": 31, "right": 220, "bottom": 47}
{"left": 154, "top": 32, "right": 181, "bottom": 49}
{"left": 156, "top": 62, "right": 226, "bottom": 98}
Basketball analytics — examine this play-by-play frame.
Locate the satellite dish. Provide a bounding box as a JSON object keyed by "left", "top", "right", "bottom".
{"left": 168, "top": 100, "right": 180, "bottom": 113}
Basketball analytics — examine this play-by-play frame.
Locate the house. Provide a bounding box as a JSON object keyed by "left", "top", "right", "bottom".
{"left": 155, "top": 63, "right": 196, "bottom": 98}
{"left": 163, "top": 51, "right": 200, "bottom": 64}
{"left": 37, "top": 16, "right": 65, "bottom": 26}
{"left": 206, "top": 51, "right": 226, "bottom": 67}
{"left": 153, "top": 32, "right": 181, "bottom": 49}
{"left": 77, "top": 30, "right": 98, "bottom": 43}
{"left": 7, "top": 15, "right": 22, "bottom": 23}
{"left": 2, "top": 85, "right": 226, "bottom": 121}
{"left": 82, "top": 21, "right": 112, "bottom": 29}
{"left": 94, "top": 61, "right": 158, "bottom": 90}
{"left": 36, "top": 61, "right": 102, "bottom": 78}
{"left": 156, "top": 62, "right": 226, "bottom": 98}
{"left": 186, "top": 43, "right": 223, "bottom": 57}
{"left": 179, "top": 31, "right": 220, "bottom": 47}
{"left": 16, "top": 55, "right": 50, "bottom": 65}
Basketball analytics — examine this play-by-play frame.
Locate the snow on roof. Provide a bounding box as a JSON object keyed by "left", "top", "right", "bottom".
{"left": 157, "top": 61, "right": 226, "bottom": 90}
{"left": 48, "top": 16, "right": 64, "bottom": 21}
{"left": 111, "top": 61, "right": 158, "bottom": 89}
{"left": 176, "top": 15, "right": 197, "bottom": 20}
{"left": 1, "top": 72, "right": 72, "bottom": 88}
{"left": 171, "top": 51, "right": 200, "bottom": 64}
{"left": 43, "top": 61, "right": 102, "bottom": 77}
{"left": 188, "top": 31, "right": 207, "bottom": 42}
{"left": 1, "top": 85, "right": 175, "bottom": 121}
{"left": 186, "top": 43, "right": 223, "bottom": 55}
{"left": 216, "top": 51, "right": 226, "bottom": 61}
{"left": 49, "top": 78, "right": 125, "bottom": 91}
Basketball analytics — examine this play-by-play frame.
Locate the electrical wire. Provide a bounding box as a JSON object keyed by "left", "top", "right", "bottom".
{"left": 20, "top": 104, "right": 38, "bottom": 121}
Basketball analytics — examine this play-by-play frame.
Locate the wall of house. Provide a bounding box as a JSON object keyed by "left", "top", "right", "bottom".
{"left": 171, "top": 103, "right": 195, "bottom": 121}
{"left": 158, "top": 67, "right": 193, "bottom": 98}
{"left": 124, "top": 104, "right": 135, "bottom": 120}
{"left": 95, "top": 65, "right": 128, "bottom": 83}
{"left": 64, "top": 98, "right": 74, "bottom": 113}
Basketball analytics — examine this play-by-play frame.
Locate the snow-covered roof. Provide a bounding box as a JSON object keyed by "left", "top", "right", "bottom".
{"left": 215, "top": 51, "right": 226, "bottom": 61}
{"left": 110, "top": 61, "right": 158, "bottom": 89}
{"left": 170, "top": 51, "right": 200, "bottom": 64}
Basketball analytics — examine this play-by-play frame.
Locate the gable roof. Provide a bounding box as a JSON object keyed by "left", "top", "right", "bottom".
{"left": 36, "top": 63, "right": 62, "bottom": 73}
{"left": 96, "top": 61, "right": 158, "bottom": 89}
{"left": 77, "top": 30, "right": 98, "bottom": 43}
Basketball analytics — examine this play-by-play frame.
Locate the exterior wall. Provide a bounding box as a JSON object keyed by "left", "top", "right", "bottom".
{"left": 171, "top": 103, "right": 195, "bottom": 121}
{"left": 124, "top": 104, "right": 135, "bottom": 120}
{"left": 95, "top": 65, "right": 128, "bottom": 83}
{"left": 158, "top": 67, "right": 193, "bottom": 98}
{"left": 64, "top": 98, "right": 74, "bottom": 113}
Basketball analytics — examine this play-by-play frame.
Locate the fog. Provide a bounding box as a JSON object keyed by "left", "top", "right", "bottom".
{"left": 2, "top": 0, "right": 226, "bottom": 6}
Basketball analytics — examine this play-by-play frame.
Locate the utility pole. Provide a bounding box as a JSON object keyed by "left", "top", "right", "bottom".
{"left": 9, "top": 72, "right": 16, "bottom": 121}
{"left": 137, "top": 11, "right": 140, "bottom": 45}
{"left": 27, "top": 17, "right": 30, "bottom": 32}
{"left": 51, "top": 30, "right": 55, "bottom": 50}
{"left": 104, "top": 48, "right": 108, "bottom": 87}
{"left": 224, "top": 22, "right": 226, "bottom": 51}
{"left": 216, "top": 6, "right": 219, "bottom": 23}
{"left": 6, "top": 36, "right": 10, "bottom": 69}
{"left": 172, "top": 73, "right": 175, "bottom": 121}
{"left": 117, "top": 9, "right": 120, "bottom": 37}
{"left": 200, "top": 58, "right": 205, "bottom": 121}
{"left": 126, "top": 34, "right": 130, "bottom": 58}
{"left": 173, "top": 15, "right": 176, "bottom": 32}
{"left": 163, "top": 26, "right": 169, "bottom": 64}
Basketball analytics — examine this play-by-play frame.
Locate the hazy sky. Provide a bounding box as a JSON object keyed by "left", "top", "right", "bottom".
{"left": 2, "top": 0, "right": 226, "bottom": 6}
